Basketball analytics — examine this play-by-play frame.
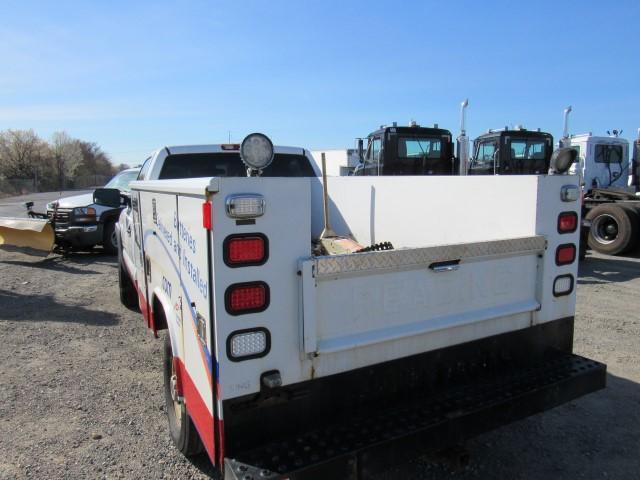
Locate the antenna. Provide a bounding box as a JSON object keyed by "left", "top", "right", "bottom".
{"left": 228, "top": 131, "right": 231, "bottom": 143}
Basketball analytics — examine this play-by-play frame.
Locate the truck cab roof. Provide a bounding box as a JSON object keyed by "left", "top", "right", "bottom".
{"left": 140, "top": 143, "right": 320, "bottom": 181}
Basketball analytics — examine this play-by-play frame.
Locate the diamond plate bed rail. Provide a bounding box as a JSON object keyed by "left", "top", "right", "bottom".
{"left": 313, "top": 235, "right": 546, "bottom": 279}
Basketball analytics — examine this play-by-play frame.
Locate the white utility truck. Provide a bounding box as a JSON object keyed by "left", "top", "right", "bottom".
{"left": 561, "top": 107, "right": 640, "bottom": 255}
{"left": 118, "top": 133, "right": 605, "bottom": 480}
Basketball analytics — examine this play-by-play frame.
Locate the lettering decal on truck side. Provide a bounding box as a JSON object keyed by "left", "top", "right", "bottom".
{"left": 143, "top": 229, "right": 214, "bottom": 382}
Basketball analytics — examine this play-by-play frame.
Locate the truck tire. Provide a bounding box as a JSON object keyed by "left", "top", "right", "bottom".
{"left": 621, "top": 204, "right": 640, "bottom": 253}
{"left": 586, "top": 204, "right": 639, "bottom": 255}
{"left": 163, "top": 334, "right": 203, "bottom": 457}
{"left": 118, "top": 260, "right": 139, "bottom": 311}
{"left": 103, "top": 221, "right": 118, "bottom": 255}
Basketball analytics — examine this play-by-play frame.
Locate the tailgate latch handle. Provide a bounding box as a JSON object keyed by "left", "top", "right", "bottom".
{"left": 429, "top": 259, "right": 461, "bottom": 273}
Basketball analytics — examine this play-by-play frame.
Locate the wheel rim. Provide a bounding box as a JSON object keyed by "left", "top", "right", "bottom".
{"left": 110, "top": 229, "right": 118, "bottom": 249}
{"left": 592, "top": 214, "right": 619, "bottom": 245}
{"left": 170, "top": 361, "right": 183, "bottom": 423}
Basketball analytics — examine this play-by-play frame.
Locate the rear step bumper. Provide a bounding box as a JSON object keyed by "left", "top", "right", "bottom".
{"left": 224, "top": 353, "right": 605, "bottom": 480}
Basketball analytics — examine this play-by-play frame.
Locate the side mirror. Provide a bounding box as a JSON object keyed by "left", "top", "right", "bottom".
{"left": 549, "top": 147, "right": 577, "bottom": 174}
{"left": 357, "top": 138, "right": 364, "bottom": 161}
{"left": 93, "top": 188, "right": 121, "bottom": 208}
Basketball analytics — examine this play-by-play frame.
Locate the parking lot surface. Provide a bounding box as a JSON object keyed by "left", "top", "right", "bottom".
{"left": 0, "top": 248, "right": 638, "bottom": 479}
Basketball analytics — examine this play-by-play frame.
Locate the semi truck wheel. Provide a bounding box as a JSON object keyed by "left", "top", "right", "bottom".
{"left": 163, "top": 334, "right": 203, "bottom": 456}
{"left": 586, "top": 204, "right": 639, "bottom": 255}
{"left": 103, "top": 221, "right": 118, "bottom": 255}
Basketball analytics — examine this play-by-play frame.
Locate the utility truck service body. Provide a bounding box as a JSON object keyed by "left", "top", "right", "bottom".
{"left": 118, "top": 137, "right": 604, "bottom": 479}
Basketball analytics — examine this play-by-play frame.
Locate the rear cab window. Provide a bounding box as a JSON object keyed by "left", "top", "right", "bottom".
{"left": 158, "top": 153, "right": 316, "bottom": 179}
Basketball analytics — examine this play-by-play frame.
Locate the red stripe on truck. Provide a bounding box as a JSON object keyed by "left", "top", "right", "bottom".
{"left": 177, "top": 357, "right": 216, "bottom": 464}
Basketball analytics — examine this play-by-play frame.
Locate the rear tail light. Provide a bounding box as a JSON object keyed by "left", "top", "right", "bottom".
{"left": 225, "top": 282, "right": 269, "bottom": 315}
{"left": 227, "top": 328, "right": 271, "bottom": 361}
{"left": 553, "top": 274, "right": 574, "bottom": 297}
{"left": 557, "top": 211, "right": 578, "bottom": 233}
{"left": 556, "top": 244, "right": 576, "bottom": 265}
{"left": 223, "top": 234, "right": 268, "bottom": 267}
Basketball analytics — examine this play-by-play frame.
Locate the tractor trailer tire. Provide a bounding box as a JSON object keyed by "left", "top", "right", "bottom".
{"left": 585, "top": 204, "right": 639, "bottom": 255}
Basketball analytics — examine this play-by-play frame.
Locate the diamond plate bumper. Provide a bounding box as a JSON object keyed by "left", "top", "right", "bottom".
{"left": 223, "top": 352, "right": 605, "bottom": 480}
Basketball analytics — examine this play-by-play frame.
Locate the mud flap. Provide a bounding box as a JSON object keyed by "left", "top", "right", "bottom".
{"left": 0, "top": 218, "right": 55, "bottom": 256}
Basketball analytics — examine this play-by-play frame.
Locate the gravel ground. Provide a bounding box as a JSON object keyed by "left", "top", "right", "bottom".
{"left": 0, "top": 248, "right": 638, "bottom": 480}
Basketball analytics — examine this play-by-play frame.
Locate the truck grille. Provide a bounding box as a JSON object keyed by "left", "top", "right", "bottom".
{"left": 47, "top": 208, "right": 72, "bottom": 229}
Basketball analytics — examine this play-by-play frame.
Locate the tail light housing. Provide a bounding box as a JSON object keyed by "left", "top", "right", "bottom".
{"left": 556, "top": 243, "right": 576, "bottom": 266}
{"left": 553, "top": 274, "right": 574, "bottom": 297}
{"left": 227, "top": 328, "right": 271, "bottom": 361}
{"left": 557, "top": 211, "right": 578, "bottom": 233}
{"left": 225, "top": 282, "right": 269, "bottom": 315}
{"left": 223, "top": 234, "right": 268, "bottom": 267}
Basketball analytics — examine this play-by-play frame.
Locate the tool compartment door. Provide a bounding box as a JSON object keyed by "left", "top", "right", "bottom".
{"left": 301, "top": 236, "right": 545, "bottom": 371}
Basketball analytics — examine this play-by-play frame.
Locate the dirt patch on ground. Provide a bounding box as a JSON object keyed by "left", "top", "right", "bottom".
{"left": 0, "top": 250, "right": 638, "bottom": 479}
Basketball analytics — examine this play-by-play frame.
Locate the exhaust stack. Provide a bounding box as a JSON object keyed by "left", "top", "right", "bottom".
{"left": 457, "top": 99, "right": 470, "bottom": 175}
{"left": 562, "top": 105, "right": 572, "bottom": 143}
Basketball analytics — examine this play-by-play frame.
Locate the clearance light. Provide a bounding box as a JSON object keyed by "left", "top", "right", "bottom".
{"left": 224, "top": 234, "right": 268, "bottom": 267}
{"left": 227, "top": 328, "right": 270, "bottom": 361}
{"left": 560, "top": 185, "right": 580, "bottom": 202}
{"left": 557, "top": 212, "right": 578, "bottom": 233}
{"left": 556, "top": 244, "right": 576, "bottom": 266}
{"left": 225, "top": 194, "right": 265, "bottom": 219}
{"left": 553, "top": 274, "right": 574, "bottom": 297}
{"left": 225, "top": 282, "right": 269, "bottom": 315}
{"left": 202, "top": 201, "right": 212, "bottom": 230}
{"left": 221, "top": 144, "right": 240, "bottom": 150}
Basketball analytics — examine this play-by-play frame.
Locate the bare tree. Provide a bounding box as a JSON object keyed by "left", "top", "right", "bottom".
{"left": 0, "top": 129, "right": 51, "bottom": 179}
{"left": 51, "top": 131, "right": 83, "bottom": 189}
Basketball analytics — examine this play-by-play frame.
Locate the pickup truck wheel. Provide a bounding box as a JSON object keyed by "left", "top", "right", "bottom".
{"left": 118, "top": 260, "right": 139, "bottom": 311}
{"left": 586, "top": 204, "right": 638, "bottom": 255}
{"left": 103, "top": 221, "right": 118, "bottom": 255}
{"left": 163, "top": 335, "right": 203, "bottom": 457}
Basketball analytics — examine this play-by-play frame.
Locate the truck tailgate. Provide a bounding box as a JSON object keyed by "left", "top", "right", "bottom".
{"left": 301, "top": 236, "right": 545, "bottom": 361}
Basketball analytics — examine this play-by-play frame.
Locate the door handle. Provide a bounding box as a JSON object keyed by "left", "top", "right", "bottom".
{"left": 429, "top": 260, "right": 461, "bottom": 273}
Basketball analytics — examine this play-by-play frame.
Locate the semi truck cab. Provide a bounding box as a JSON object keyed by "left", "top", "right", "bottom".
{"left": 353, "top": 123, "right": 457, "bottom": 176}
{"left": 468, "top": 128, "right": 553, "bottom": 175}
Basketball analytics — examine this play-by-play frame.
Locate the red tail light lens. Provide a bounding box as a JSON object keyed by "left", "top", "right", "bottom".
{"left": 202, "top": 201, "right": 212, "bottom": 230}
{"left": 556, "top": 244, "right": 576, "bottom": 265}
{"left": 225, "top": 282, "right": 269, "bottom": 315}
{"left": 557, "top": 212, "right": 578, "bottom": 233}
{"left": 223, "top": 234, "right": 268, "bottom": 267}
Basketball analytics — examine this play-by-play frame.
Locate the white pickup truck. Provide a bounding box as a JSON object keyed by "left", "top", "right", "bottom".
{"left": 117, "top": 134, "right": 605, "bottom": 480}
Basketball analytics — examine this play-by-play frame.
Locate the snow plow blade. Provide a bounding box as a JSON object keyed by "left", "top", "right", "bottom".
{"left": 0, "top": 218, "right": 55, "bottom": 256}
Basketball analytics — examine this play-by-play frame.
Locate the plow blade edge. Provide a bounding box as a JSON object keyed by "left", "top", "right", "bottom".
{"left": 0, "top": 218, "right": 55, "bottom": 256}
